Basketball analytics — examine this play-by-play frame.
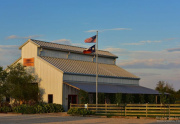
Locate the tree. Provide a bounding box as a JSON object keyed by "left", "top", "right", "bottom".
{"left": 125, "top": 94, "right": 134, "bottom": 103}
{"left": 78, "top": 90, "right": 89, "bottom": 104}
{"left": 155, "top": 81, "right": 175, "bottom": 104}
{"left": 0, "top": 66, "right": 8, "bottom": 103}
{"left": 4, "top": 63, "right": 42, "bottom": 104}
{"left": 148, "top": 95, "right": 155, "bottom": 103}
{"left": 139, "top": 94, "right": 145, "bottom": 103}
{"left": 115, "top": 93, "right": 122, "bottom": 104}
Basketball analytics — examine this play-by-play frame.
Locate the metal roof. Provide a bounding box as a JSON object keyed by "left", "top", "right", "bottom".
{"left": 65, "top": 82, "right": 160, "bottom": 94}
{"left": 40, "top": 56, "right": 139, "bottom": 79}
{"left": 25, "top": 39, "right": 118, "bottom": 58}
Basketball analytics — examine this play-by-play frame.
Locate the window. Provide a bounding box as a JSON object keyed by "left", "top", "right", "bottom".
{"left": 48, "top": 94, "right": 53, "bottom": 103}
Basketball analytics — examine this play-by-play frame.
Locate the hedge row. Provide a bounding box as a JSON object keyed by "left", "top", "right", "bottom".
{"left": 0, "top": 103, "right": 64, "bottom": 114}
{"left": 67, "top": 108, "right": 95, "bottom": 116}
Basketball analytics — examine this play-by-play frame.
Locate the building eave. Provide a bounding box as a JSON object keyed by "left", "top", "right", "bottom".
{"left": 41, "top": 46, "right": 118, "bottom": 59}
{"left": 64, "top": 72, "right": 140, "bottom": 80}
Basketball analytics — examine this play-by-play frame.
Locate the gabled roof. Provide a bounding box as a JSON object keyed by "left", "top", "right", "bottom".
{"left": 40, "top": 56, "right": 139, "bottom": 79}
{"left": 19, "top": 39, "right": 118, "bottom": 58}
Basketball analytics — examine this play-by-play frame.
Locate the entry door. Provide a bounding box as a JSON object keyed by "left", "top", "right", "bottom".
{"left": 68, "top": 95, "right": 77, "bottom": 109}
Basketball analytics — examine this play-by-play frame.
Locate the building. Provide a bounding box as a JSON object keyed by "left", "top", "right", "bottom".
{"left": 11, "top": 39, "right": 159, "bottom": 111}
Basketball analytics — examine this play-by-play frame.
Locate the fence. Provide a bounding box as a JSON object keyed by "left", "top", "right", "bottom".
{"left": 70, "top": 103, "right": 180, "bottom": 117}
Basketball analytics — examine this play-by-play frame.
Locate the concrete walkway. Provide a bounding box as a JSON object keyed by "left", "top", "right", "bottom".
{"left": 0, "top": 113, "right": 179, "bottom": 124}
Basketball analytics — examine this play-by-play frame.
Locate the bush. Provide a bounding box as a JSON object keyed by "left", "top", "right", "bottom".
{"left": 34, "top": 104, "right": 44, "bottom": 113}
{"left": 0, "top": 106, "right": 12, "bottom": 113}
{"left": 67, "top": 108, "right": 95, "bottom": 116}
{"left": 12, "top": 103, "right": 63, "bottom": 114}
{"left": 53, "top": 103, "right": 64, "bottom": 112}
{"left": 13, "top": 104, "right": 36, "bottom": 114}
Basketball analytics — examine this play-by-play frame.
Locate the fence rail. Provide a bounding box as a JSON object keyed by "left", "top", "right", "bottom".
{"left": 70, "top": 103, "right": 180, "bottom": 117}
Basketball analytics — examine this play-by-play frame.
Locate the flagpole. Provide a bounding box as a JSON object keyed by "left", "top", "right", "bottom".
{"left": 96, "top": 31, "right": 98, "bottom": 112}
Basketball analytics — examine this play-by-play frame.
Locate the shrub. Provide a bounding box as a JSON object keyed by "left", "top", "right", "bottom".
{"left": 0, "top": 106, "right": 12, "bottom": 113}
{"left": 53, "top": 104, "right": 64, "bottom": 112}
{"left": 67, "top": 108, "right": 95, "bottom": 116}
{"left": 13, "top": 104, "right": 36, "bottom": 114}
{"left": 12, "top": 103, "right": 64, "bottom": 114}
{"left": 34, "top": 104, "right": 44, "bottom": 113}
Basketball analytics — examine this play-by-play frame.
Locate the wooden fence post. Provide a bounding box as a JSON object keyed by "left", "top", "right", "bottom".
{"left": 168, "top": 104, "right": 170, "bottom": 118}
{"left": 105, "top": 103, "right": 107, "bottom": 114}
{"left": 125, "top": 104, "right": 126, "bottom": 116}
{"left": 70, "top": 103, "right": 71, "bottom": 109}
{"left": 146, "top": 103, "right": 147, "bottom": 118}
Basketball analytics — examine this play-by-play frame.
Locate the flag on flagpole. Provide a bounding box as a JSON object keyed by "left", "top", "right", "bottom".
{"left": 84, "top": 35, "right": 96, "bottom": 43}
{"left": 83, "top": 45, "right": 95, "bottom": 54}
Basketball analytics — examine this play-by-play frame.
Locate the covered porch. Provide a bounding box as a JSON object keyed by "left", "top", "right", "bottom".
{"left": 63, "top": 82, "right": 161, "bottom": 111}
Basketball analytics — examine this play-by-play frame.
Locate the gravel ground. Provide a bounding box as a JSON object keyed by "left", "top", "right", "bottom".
{"left": 0, "top": 113, "right": 179, "bottom": 124}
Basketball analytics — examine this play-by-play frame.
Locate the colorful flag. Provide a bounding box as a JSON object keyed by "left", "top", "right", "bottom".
{"left": 84, "top": 35, "right": 96, "bottom": 43}
{"left": 83, "top": 45, "right": 95, "bottom": 54}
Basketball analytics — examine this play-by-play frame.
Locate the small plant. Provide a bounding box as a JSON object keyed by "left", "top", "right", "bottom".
{"left": 67, "top": 108, "right": 95, "bottom": 116}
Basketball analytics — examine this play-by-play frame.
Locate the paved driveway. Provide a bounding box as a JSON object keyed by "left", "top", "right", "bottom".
{"left": 0, "top": 113, "right": 179, "bottom": 124}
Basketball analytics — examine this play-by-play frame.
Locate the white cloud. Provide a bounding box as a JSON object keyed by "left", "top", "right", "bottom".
{"left": 164, "top": 38, "right": 177, "bottom": 41}
{"left": 51, "top": 39, "right": 89, "bottom": 48}
{"left": 0, "top": 45, "right": 18, "bottom": 48}
{"left": 6, "top": 35, "right": 18, "bottom": 39}
{"left": 104, "top": 47, "right": 180, "bottom": 69}
{"left": 166, "top": 47, "right": 180, "bottom": 52}
{"left": 6, "top": 35, "right": 43, "bottom": 40}
{"left": 140, "top": 40, "right": 161, "bottom": 43}
{"left": 122, "top": 43, "right": 144, "bottom": 45}
{"left": 85, "top": 28, "right": 131, "bottom": 32}
{"left": 0, "top": 45, "right": 20, "bottom": 68}
{"left": 123, "top": 40, "right": 161, "bottom": 46}
{"left": 118, "top": 59, "right": 180, "bottom": 69}
{"left": 104, "top": 47, "right": 180, "bottom": 90}
{"left": 85, "top": 30, "right": 98, "bottom": 33}
{"left": 52, "top": 39, "right": 72, "bottom": 45}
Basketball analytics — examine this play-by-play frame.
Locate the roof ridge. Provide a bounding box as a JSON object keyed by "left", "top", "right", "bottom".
{"left": 30, "top": 39, "right": 114, "bottom": 53}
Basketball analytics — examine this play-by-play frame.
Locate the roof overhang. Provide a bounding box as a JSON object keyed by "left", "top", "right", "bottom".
{"left": 64, "top": 72, "right": 140, "bottom": 80}
{"left": 64, "top": 82, "right": 161, "bottom": 94}
{"left": 41, "top": 47, "right": 118, "bottom": 59}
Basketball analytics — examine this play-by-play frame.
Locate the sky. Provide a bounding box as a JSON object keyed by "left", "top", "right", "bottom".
{"left": 0, "top": 0, "right": 180, "bottom": 90}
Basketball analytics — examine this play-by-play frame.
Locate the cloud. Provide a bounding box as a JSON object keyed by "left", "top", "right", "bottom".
{"left": 133, "top": 72, "right": 161, "bottom": 77}
{"left": 6, "top": 35, "right": 43, "bottom": 40}
{"left": 51, "top": 39, "right": 88, "bottom": 48}
{"left": 167, "top": 47, "right": 180, "bottom": 52}
{"left": 123, "top": 40, "right": 161, "bottom": 46}
{"left": 122, "top": 43, "right": 144, "bottom": 45}
{"left": 85, "top": 28, "right": 131, "bottom": 33}
{"left": 117, "top": 59, "right": 180, "bottom": 69}
{"left": 104, "top": 46, "right": 180, "bottom": 90}
{"left": 104, "top": 47, "right": 180, "bottom": 69}
{"left": 140, "top": 40, "right": 161, "bottom": 43}
{"left": 0, "top": 45, "right": 20, "bottom": 68}
{"left": 0, "top": 45, "right": 18, "bottom": 49}
{"left": 164, "top": 38, "right": 177, "bottom": 41}
{"left": 52, "top": 39, "right": 71, "bottom": 45}
{"left": 6, "top": 35, "right": 18, "bottom": 39}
